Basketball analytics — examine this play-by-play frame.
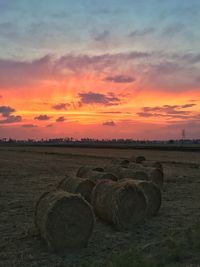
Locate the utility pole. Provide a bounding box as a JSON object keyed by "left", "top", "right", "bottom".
{"left": 182, "top": 129, "right": 186, "bottom": 141}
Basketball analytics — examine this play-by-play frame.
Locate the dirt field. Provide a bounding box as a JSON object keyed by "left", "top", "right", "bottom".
{"left": 0, "top": 146, "right": 200, "bottom": 267}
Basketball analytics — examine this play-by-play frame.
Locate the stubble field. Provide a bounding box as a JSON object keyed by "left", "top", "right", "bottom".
{"left": 0, "top": 146, "right": 200, "bottom": 267}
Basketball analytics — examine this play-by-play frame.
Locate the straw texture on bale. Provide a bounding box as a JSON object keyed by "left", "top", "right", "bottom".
{"left": 77, "top": 165, "right": 92, "bottom": 178}
{"left": 129, "top": 156, "right": 163, "bottom": 170}
{"left": 103, "top": 165, "right": 121, "bottom": 179}
{"left": 126, "top": 164, "right": 164, "bottom": 188}
{"left": 148, "top": 168, "right": 164, "bottom": 189}
{"left": 122, "top": 180, "right": 162, "bottom": 216}
{"left": 91, "top": 180, "right": 147, "bottom": 230}
{"left": 77, "top": 165, "right": 105, "bottom": 178}
{"left": 35, "top": 190, "right": 94, "bottom": 252}
{"left": 138, "top": 167, "right": 164, "bottom": 189}
{"left": 57, "top": 175, "right": 95, "bottom": 202}
{"left": 120, "top": 168, "right": 149, "bottom": 181}
{"left": 80, "top": 169, "right": 117, "bottom": 182}
{"left": 129, "top": 155, "right": 136, "bottom": 162}
{"left": 111, "top": 158, "right": 130, "bottom": 167}
{"left": 93, "top": 167, "right": 104, "bottom": 172}
{"left": 104, "top": 165, "right": 149, "bottom": 181}
{"left": 141, "top": 161, "right": 163, "bottom": 171}
{"left": 135, "top": 156, "right": 146, "bottom": 163}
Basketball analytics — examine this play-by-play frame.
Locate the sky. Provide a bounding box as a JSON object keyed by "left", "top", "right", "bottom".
{"left": 0, "top": 0, "right": 200, "bottom": 140}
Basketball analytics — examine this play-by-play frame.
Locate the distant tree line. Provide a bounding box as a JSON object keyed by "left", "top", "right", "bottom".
{"left": 0, "top": 137, "right": 200, "bottom": 145}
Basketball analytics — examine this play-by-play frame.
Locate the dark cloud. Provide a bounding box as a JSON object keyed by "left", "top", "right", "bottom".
{"left": 0, "top": 105, "right": 22, "bottom": 124}
{"left": 0, "top": 115, "right": 22, "bottom": 124}
{"left": 99, "top": 111, "right": 122, "bottom": 114}
{"left": 181, "top": 104, "right": 196, "bottom": 108}
{"left": 137, "top": 104, "right": 196, "bottom": 119}
{"left": 46, "top": 124, "right": 54, "bottom": 127}
{"left": 0, "top": 54, "right": 57, "bottom": 89}
{"left": 181, "top": 53, "right": 200, "bottom": 64}
{"left": 94, "top": 30, "right": 110, "bottom": 42}
{"left": 189, "top": 99, "right": 200, "bottom": 103}
{"left": 123, "top": 51, "right": 150, "bottom": 60}
{"left": 103, "top": 121, "right": 116, "bottom": 126}
{"left": 142, "top": 104, "right": 195, "bottom": 114}
{"left": 0, "top": 50, "right": 199, "bottom": 93}
{"left": 21, "top": 124, "right": 37, "bottom": 128}
{"left": 0, "top": 52, "right": 150, "bottom": 89}
{"left": 137, "top": 112, "right": 159, "bottom": 118}
{"left": 34, "top": 115, "right": 51, "bottom": 121}
{"left": 162, "top": 23, "right": 185, "bottom": 37}
{"left": 150, "top": 61, "right": 180, "bottom": 75}
{"left": 56, "top": 116, "right": 65, "bottom": 122}
{"left": 55, "top": 51, "right": 150, "bottom": 74}
{"left": 0, "top": 105, "right": 15, "bottom": 117}
{"left": 52, "top": 103, "right": 70, "bottom": 110}
{"left": 104, "top": 75, "right": 135, "bottom": 83}
{"left": 145, "top": 58, "right": 200, "bottom": 92}
{"left": 129, "top": 27, "right": 155, "bottom": 38}
{"left": 79, "top": 92, "right": 120, "bottom": 106}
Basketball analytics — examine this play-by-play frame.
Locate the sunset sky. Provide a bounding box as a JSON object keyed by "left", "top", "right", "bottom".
{"left": 0, "top": 0, "right": 200, "bottom": 140}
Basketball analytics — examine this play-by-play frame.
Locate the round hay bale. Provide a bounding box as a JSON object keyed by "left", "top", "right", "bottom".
{"left": 123, "top": 180, "right": 162, "bottom": 216}
{"left": 91, "top": 180, "right": 147, "bottom": 230}
{"left": 77, "top": 165, "right": 105, "bottom": 178}
{"left": 35, "top": 190, "right": 94, "bottom": 252}
{"left": 77, "top": 165, "right": 91, "bottom": 178}
{"left": 125, "top": 165, "right": 164, "bottom": 189}
{"left": 104, "top": 165, "right": 149, "bottom": 181}
{"left": 81, "top": 170, "right": 117, "bottom": 182}
{"left": 111, "top": 158, "right": 130, "bottom": 167}
{"left": 93, "top": 167, "right": 104, "bottom": 172}
{"left": 104, "top": 165, "right": 122, "bottom": 179}
{"left": 142, "top": 161, "right": 163, "bottom": 171}
{"left": 126, "top": 162, "right": 140, "bottom": 169}
{"left": 129, "top": 155, "right": 136, "bottom": 162}
{"left": 57, "top": 175, "right": 95, "bottom": 202}
{"left": 135, "top": 156, "right": 146, "bottom": 163}
{"left": 119, "top": 168, "right": 149, "bottom": 181}
{"left": 128, "top": 161, "right": 163, "bottom": 171}
{"left": 148, "top": 168, "right": 164, "bottom": 189}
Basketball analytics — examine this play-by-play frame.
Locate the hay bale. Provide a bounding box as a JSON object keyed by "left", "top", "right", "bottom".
{"left": 125, "top": 165, "right": 164, "bottom": 189}
{"left": 129, "top": 156, "right": 163, "bottom": 170}
{"left": 35, "top": 190, "right": 94, "bottom": 252}
{"left": 139, "top": 167, "right": 163, "bottom": 189}
{"left": 57, "top": 175, "right": 95, "bottom": 202}
{"left": 123, "top": 180, "right": 162, "bottom": 216}
{"left": 125, "top": 162, "right": 138, "bottom": 169}
{"left": 119, "top": 168, "right": 149, "bottom": 181}
{"left": 104, "top": 164, "right": 149, "bottom": 181}
{"left": 93, "top": 167, "right": 104, "bottom": 172}
{"left": 77, "top": 165, "right": 92, "bottom": 178}
{"left": 141, "top": 161, "right": 163, "bottom": 171}
{"left": 111, "top": 158, "right": 130, "bottom": 167}
{"left": 104, "top": 165, "right": 121, "bottom": 179}
{"left": 129, "top": 155, "right": 136, "bottom": 162}
{"left": 135, "top": 156, "right": 146, "bottom": 163}
{"left": 129, "top": 161, "right": 163, "bottom": 171}
{"left": 91, "top": 180, "right": 147, "bottom": 230}
{"left": 80, "top": 169, "right": 117, "bottom": 182}
{"left": 77, "top": 165, "right": 104, "bottom": 178}
{"left": 129, "top": 155, "right": 146, "bottom": 163}
{"left": 148, "top": 168, "right": 164, "bottom": 189}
